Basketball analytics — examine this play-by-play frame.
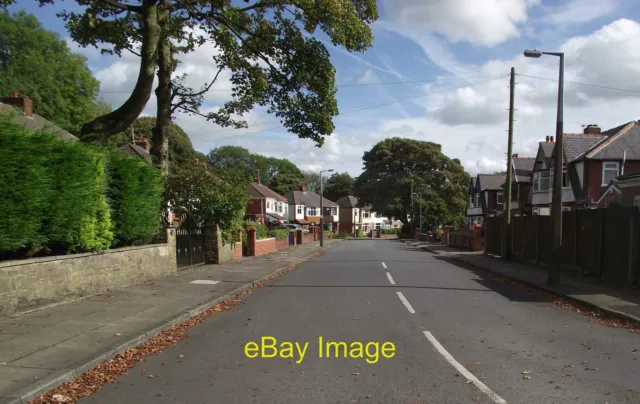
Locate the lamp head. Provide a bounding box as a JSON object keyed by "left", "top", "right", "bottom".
{"left": 524, "top": 49, "right": 542, "bottom": 58}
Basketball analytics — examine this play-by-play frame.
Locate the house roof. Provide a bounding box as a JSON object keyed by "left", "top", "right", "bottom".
{"left": 513, "top": 157, "right": 535, "bottom": 182}
{"left": 477, "top": 174, "right": 506, "bottom": 191}
{"left": 540, "top": 142, "right": 555, "bottom": 165}
{"left": 117, "top": 143, "right": 152, "bottom": 163}
{"left": 583, "top": 121, "right": 640, "bottom": 160}
{"left": 336, "top": 195, "right": 359, "bottom": 208}
{"left": 285, "top": 190, "right": 338, "bottom": 208}
{"left": 561, "top": 134, "right": 607, "bottom": 162}
{"left": 0, "top": 101, "right": 77, "bottom": 141}
{"left": 248, "top": 182, "right": 288, "bottom": 202}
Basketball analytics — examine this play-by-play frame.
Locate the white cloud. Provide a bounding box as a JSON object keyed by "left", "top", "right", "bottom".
{"left": 357, "top": 69, "right": 378, "bottom": 85}
{"left": 380, "top": 0, "right": 538, "bottom": 47}
{"left": 540, "top": 0, "right": 618, "bottom": 25}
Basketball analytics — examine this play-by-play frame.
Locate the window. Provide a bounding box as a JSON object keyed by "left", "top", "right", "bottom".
{"left": 296, "top": 205, "right": 303, "bottom": 215}
{"left": 331, "top": 207, "right": 338, "bottom": 215}
{"left": 533, "top": 171, "right": 551, "bottom": 192}
{"left": 362, "top": 211, "right": 370, "bottom": 218}
{"left": 307, "top": 207, "right": 318, "bottom": 216}
{"left": 602, "top": 162, "right": 619, "bottom": 185}
{"left": 563, "top": 170, "right": 570, "bottom": 188}
{"left": 511, "top": 186, "right": 518, "bottom": 201}
{"left": 277, "top": 203, "right": 283, "bottom": 213}
{"left": 375, "top": 223, "right": 381, "bottom": 229}
{"left": 497, "top": 191, "right": 504, "bottom": 204}
{"left": 266, "top": 200, "right": 270, "bottom": 210}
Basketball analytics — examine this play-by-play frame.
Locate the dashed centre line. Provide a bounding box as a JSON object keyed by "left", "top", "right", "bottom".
{"left": 396, "top": 292, "right": 415, "bottom": 314}
{"left": 386, "top": 272, "right": 396, "bottom": 285}
{"left": 423, "top": 331, "right": 507, "bottom": 404}
{"left": 381, "top": 262, "right": 387, "bottom": 269}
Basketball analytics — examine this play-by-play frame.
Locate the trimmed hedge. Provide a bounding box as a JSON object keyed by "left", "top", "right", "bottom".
{"left": 0, "top": 115, "right": 163, "bottom": 259}
{"left": 108, "top": 151, "right": 163, "bottom": 247}
{"left": 0, "top": 116, "right": 113, "bottom": 255}
{"left": 381, "top": 228, "right": 401, "bottom": 234}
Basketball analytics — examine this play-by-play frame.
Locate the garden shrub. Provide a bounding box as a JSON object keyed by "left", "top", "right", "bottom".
{"left": 269, "top": 228, "right": 289, "bottom": 240}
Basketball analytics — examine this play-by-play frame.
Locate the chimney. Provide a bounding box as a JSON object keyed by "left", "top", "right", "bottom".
{"left": 550, "top": 136, "right": 554, "bottom": 142}
{"left": 254, "top": 176, "right": 260, "bottom": 184}
{"left": 583, "top": 124, "right": 601, "bottom": 135}
{"left": 546, "top": 136, "right": 550, "bottom": 142}
{"left": 134, "top": 136, "right": 150, "bottom": 151}
{"left": 300, "top": 184, "right": 307, "bottom": 192}
{"left": 1, "top": 92, "right": 33, "bottom": 117}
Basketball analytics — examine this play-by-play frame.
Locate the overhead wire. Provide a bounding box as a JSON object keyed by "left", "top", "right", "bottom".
{"left": 516, "top": 73, "right": 640, "bottom": 95}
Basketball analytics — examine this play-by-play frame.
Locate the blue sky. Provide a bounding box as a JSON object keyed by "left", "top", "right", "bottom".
{"left": 9, "top": 0, "right": 640, "bottom": 175}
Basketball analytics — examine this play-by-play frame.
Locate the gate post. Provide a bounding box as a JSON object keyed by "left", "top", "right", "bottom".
{"left": 203, "top": 220, "right": 222, "bottom": 264}
{"left": 296, "top": 229, "right": 303, "bottom": 244}
{"left": 166, "top": 224, "right": 178, "bottom": 272}
{"left": 247, "top": 226, "right": 257, "bottom": 256}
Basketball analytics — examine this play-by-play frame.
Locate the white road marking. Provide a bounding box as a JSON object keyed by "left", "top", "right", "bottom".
{"left": 423, "top": 331, "right": 507, "bottom": 404}
{"left": 190, "top": 280, "right": 221, "bottom": 285}
{"left": 396, "top": 292, "right": 415, "bottom": 314}
{"left": 386, "top": 272, "right": 396, "bottom": 285}
{"left": 381, "top": 262, "right": 387, "bottom": 268}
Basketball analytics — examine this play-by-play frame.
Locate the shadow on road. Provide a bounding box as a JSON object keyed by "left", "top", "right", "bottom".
{"left": 266, "top": 284, "right": 492, "bottom": 292}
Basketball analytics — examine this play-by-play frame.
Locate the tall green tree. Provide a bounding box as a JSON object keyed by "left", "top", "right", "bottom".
{"left": 207, "top": 146, "right": 302, "bottom": 187}
{"left": 270, "top": 172, "right": 303, "bottom": 195}
{"left": 105, "top": 116, "right": 207, "bottom": 167}
{"left": 0, "top": 10, "right": 101, "bottom": 134}
{"left": 354, "top": 138, "right": 470, "bottom": 230}
{"left": 324, "top": 172, "right": 354, "bottom": 202}
{"left": 303, "top": 170, "right": 321, "bottom": 193}
{"left": 26, "top": 0, "right": 378, "bottom": 175}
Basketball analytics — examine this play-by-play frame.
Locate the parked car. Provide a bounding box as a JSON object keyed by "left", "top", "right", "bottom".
{"left": 280, "top": 223, "right": 310, "bottom": 233}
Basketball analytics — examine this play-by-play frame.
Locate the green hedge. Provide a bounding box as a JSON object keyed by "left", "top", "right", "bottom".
{"left": 381, "top": 228, "right": 401, "bottom": 234}
{"left": 269, "top": 228, "right": 289, "bottom": 240}
{"left": 107, "top": 151, "right": 163, "bottom": 247}
{"left": 0, "top": 115, "right": 163, "bottom": 259}
{"left": 0, "top": 116, "right": 113, "bottom": 255}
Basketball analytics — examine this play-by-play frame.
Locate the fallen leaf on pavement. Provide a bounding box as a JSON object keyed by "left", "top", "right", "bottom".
{"left": 114, "top": 333, "right": 121, "bottom": 337}
{"left": 521, "top": 370, "right": 532, "bottom": 374}
{"left": 581, "top": 360, "right": 588, "bottom": 364}
{"left": 351, "top": 372, "right": 360, "bottom": 376}
{"left": 51, "top": 394, "right": 72, "bottom": 403}
{"left": 147, "top": 375, "right": 154, "bottom": 379}
{"left": 178, "top": 354, "right": 184, "bottom": 359}
{"left": 523, "top": 376, "right": 531, "bottom": 380}
{"left": 472, "top": 397, "right": 481, "bottom": 402}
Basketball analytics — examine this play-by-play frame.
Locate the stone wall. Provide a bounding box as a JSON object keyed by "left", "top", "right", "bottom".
{"left": 0, "top": 227, "right": 177, "bottom": 317}
{"left": 219, "top": 242, "right": 241, "bottom": 263}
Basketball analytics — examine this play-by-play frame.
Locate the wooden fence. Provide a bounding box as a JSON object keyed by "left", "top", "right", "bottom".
{"left": 484, "top": 208, "right": 640, "bottom": 286}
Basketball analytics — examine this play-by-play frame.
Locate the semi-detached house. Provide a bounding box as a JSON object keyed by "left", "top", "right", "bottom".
{"left": 284, "top": 186, "right": 340, "bottom": 232}
{"left": 465, "top": 174, "right": 506, "bottom": 227}
{"left": 245, "top": 177, "right": 289, "bottom": 226}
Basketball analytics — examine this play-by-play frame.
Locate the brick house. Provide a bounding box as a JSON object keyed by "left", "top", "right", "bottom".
{"left": 285, "top": 186, "right": 339, "bottom": 232}
{"left": 465, "top": 173, "right": 506, "bottom": 227}
{"left": 245, "top": 177, "right": 289, "bottom": 226}
{"left": 336, "top": 195, "right": 399, "bottom": 235}
{"left": 597, "top": 172, "right": 640, "bottom": 208}
{"left": 117, "top": 136, "right": 152, "bottom": 164}
{"left": 565, "top": 121, "right": 640, "bottom": 209}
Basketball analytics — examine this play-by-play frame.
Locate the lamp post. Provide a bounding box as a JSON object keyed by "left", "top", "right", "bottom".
{"left": 354, "top": 209, "right": 357, "bottom": 239}
{"left": 319, "top": 169, "right": 334, "bottom": 247}
{"left": 413, "top": 192, "right": 423, "bottom": 233}
{"left": 524, "top": 48, "right": 564, "bottom": 286}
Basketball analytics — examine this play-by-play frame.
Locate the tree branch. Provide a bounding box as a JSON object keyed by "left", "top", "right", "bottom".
{"left": 98, "top": 0, "right": 143, "bottom": 13}
{"left": 174, "top": 66, "right": 223, "bottom": 98}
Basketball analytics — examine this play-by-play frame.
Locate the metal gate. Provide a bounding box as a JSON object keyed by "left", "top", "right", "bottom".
{"left": 176, "top": 218, "right": 204, "bottom": 268}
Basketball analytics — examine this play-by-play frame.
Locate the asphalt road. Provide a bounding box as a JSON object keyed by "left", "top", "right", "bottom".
{"left": 82, "top": 240, "right": 640, "bottom": 404}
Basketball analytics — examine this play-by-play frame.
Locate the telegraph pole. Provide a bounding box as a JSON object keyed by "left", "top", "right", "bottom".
{"left": 503, "top": 67, "right": 515, "bottom": 259}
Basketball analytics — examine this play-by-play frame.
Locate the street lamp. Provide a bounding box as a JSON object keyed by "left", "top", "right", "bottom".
{"left": 524, "top": 48, "right": 564, "bottom": 285}
{"left": 319, "top": 169, "right": 334, "bottom": 247}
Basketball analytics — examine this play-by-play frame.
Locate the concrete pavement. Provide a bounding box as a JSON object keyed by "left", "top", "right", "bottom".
{"left": 80, "top": 240, "right": 640, "bottom": 404}
{"left": 414, "top": 241, "right": 640, "bottom": 323}
{"left": 0, "top": 240, "right": 340, "bottom": 404}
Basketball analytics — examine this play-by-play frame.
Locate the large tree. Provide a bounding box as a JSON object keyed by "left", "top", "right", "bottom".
{"left": 105, "top": 116, "right": 207, "bottom": 167}
{"left": 354, "top": 138, "right": 470, "bottom": 230}
{"left": 302, "top": 170, "right": 321, "bottom": 193}
{"left": 0, "top": 10, "right": 102, "bottom": 134}
{"left": 323, "top": 172, "right": 354, "bottom": 202}
{"left": 26, "top": 0, "right": 378, "bottom": 175}
{"left": 207, "top": 145, "right": 302, "bottom": 186}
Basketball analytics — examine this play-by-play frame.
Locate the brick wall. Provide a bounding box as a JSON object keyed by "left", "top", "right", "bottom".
{"left": 0, "top": 228, "right": 177, "bottom": 317}
{"left": 246, "top": 198, "right": 265, "bottom": 215}
{"left": 254, "top": 238, "right": 277, "bottom": 256}
{"left": 379, "top": 234, "right": 398, "bottom": 239}
{"left": 302, "top": 233, "right": 315, "bottom": 244}
{"left": 233, "top": 243, "right": 242, "bottom": 260}
{"left": 275, "top": 238, "right": 289, "bottom": 250}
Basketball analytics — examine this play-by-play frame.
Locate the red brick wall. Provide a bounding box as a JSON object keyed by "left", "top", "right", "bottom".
{"left": 302, "top": 233, "right": 314, "bottom": 244}
{"left": 233, "top": 242, "right": 242, "bottom": 259}
{"left": 254, "top": 238, "right": 277, "bottom": 256}
{"left": 585, "top": 160, "right": 640, "bottom": 204}
{"left": 379, "top": 234, "right": 398, "bottom": 239}
{"left": 246, "top": 199, "right": 265, "bottom": 215}
{"left": 275, "top": 238, "right": 289, "bottom": 250}
{"left": 487, "top": 191, "right": 504, "bottom": 212}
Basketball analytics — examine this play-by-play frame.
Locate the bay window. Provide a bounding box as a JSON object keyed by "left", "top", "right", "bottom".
{"left": 307, "top": 207, "right": 318, "bottom": 216}
{"left": 533, "top": 171, "right": 551, "bottom": 192}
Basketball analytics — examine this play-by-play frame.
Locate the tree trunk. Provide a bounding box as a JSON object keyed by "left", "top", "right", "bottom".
{"left": 80, "top": 0, "right": 160, "bottom": 140}
{"left": 151, "top": 0, "right": 173, "bottom": 177}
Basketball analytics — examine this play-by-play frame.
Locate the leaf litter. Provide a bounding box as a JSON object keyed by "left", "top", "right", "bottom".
{"left": 29, "top": 251, "right": 325, "bottom": 404}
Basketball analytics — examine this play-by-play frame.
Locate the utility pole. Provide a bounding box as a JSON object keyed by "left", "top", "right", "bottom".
{"left": 410, "top": 179, "right": 414, "bottom": 229}
{"left": 503, "top": 67, "right": 515, "bottom": 260}
{"left": 130, "top": 125, "right": 135, "bottom": 142}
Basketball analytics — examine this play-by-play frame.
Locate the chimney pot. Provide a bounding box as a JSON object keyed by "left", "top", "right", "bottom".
{"left": 583, "top": 124, "right": 601, "bottom": 135}
{"left": 11, "top": 91, "right": 17, "bottom": 97}
{"left": 300, "top": 184, "right": 307, "bottom": 192}
{"left": 550, "top": 136, "right": 554, "bottom": 142}
{"left": 133, "top": 135, "right": 150, "bottom": 151}
{"left": 254, "top": 176, "right": 260, "bottom": 184}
